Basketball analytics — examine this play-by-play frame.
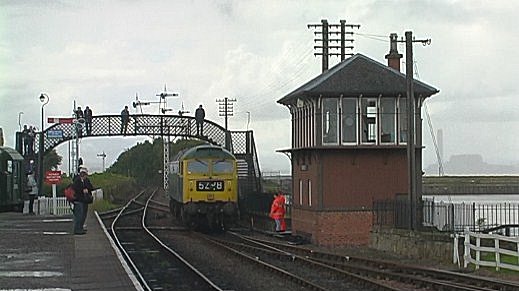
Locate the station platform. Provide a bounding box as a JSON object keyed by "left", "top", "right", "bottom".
{"left": 0, "top": 209, "right": 141, "bottom": 290}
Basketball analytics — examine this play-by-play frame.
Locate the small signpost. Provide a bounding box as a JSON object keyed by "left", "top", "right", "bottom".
{"left": 47, "top": 129, "right": 64, "bottom": 139}
{"left": 45, "top": 170, "right": 62, "bottom": 215}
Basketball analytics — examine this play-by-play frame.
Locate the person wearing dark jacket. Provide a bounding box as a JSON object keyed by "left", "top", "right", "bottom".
{"left": 195, "top": 104, "right": 205, "bottom": 136}
{"left": 71, "top": 167, "right": 93, "bottom": 235}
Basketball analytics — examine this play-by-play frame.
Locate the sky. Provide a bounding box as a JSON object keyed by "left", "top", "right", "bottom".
{"left": 1, "top": 0, "right": 518, "bottom": 175}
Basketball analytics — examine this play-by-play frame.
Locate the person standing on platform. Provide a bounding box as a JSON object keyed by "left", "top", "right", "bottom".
{"left": 121, "top": 105, "right": 130, "bottom": 135}
{"left": 26, "top": 172, "right": 38, "bottom": 215}
{"left": 71, "top": 167, "right": 93, "bottom": 235}
{"left": 84, "top": 106, "right": 93, "bottom": 135}
{"left": 269, "top": 192, "right": 286, "bottom": 232}
{"left": 195, "top": 104, "right": 205, "bottom": 136}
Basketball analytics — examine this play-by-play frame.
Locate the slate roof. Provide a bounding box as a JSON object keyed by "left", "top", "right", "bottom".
{"left": 278, "top": 53, "right": 439, "bottom": 105}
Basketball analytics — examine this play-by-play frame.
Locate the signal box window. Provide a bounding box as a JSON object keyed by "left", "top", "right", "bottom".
{"left": 399, "top": 98, "right": 408, "bottom": 143}
{"left": 380, "top": 98, "right": 396, "bottom": 143}
{"left": 361, "top": 98, "right": 377, "bottom": 143}
{"left": 341, "top": 98, "right": 357, "bottom": 144}
{"left": 322, "top": 98, "right": 338, "bottom": 144}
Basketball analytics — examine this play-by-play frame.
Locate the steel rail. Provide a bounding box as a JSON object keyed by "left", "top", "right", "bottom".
{"left": 221, "top": 234, "right": 404, "bottom": 291}
{"left": 142, "top": 191, "right": 226, "bottom": 291}
{"left": 110, "top": 190, "right": 151, "bottom": 290}
{"left": 235, "top": 233, "right": 519, "bottom": 291}
{"left": 195, "top": 233, "right": 329, "bottom": 291}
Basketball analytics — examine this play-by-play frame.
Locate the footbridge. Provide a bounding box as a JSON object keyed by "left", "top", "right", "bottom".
{"left": 16, "top": 114, "right": 262, "bottom": 197}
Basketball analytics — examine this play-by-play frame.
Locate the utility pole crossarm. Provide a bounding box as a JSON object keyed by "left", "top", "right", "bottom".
{"left": 216, "top": 97, "right": 236, "bottom": 131}
{"left": 308, "top": 19, "right": 361, "bottom": 72}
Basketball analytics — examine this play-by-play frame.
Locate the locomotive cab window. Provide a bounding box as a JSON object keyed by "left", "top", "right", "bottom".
{"left": 212, "top": 159, "right": 234, "bottom": 175}
{"left": 187, "top": 159, "right": 209, "bottom": 175}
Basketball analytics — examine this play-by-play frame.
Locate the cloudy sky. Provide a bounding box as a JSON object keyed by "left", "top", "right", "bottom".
{"left": 1, "top": 0, "right": 518, "bottom": 175}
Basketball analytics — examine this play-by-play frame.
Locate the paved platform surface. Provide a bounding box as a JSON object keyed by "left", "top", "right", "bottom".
{"left": 0, "top": 209, "right": 139, "bottom": 290}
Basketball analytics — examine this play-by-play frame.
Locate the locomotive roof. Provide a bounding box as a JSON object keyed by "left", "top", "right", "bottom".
{"left": 0, "top": 146, "right": 24, "bottom": 161}
{"left": 180, "top": 145, "right": 235, "bottom": 160}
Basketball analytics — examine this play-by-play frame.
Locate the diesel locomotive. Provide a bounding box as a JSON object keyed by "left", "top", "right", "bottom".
{"left": 167, "top": 144, "right": 239, "bottom": 230}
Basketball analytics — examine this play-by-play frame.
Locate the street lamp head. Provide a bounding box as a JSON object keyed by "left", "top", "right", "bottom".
{"left": 39, "top": 93, "right": 49, "bottom": 104}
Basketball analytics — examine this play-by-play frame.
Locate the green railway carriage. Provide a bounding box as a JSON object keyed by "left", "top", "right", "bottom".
{"left": 0, "top": 146, "right": 25, "bottom": 212}
{"left": 168, "top": 144, "right": 239, "bottom": 230}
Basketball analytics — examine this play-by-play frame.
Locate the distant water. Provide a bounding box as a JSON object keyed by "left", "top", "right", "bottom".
{"left": 423, "top": 194, "right": 519, "bottom": 204}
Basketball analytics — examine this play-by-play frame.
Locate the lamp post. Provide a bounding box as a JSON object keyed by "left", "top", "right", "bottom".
{"left": 38, "top": 93, "right": 49, "bottom": 197}
{"left": 39, "top": 94, "right": 49, "bottom": 130}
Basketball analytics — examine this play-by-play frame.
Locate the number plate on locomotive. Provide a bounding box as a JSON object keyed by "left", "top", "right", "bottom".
{"left": 197, "top": 180, "right": 224, "bottom": 191}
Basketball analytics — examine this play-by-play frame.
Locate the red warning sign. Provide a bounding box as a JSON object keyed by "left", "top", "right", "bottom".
{"left": 45, "top": 170, "right": 62, "bottom": 185}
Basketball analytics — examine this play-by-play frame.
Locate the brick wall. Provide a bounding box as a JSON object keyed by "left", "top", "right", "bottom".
{"left": 293, "top": 207, "right": 372, "bottom": 246}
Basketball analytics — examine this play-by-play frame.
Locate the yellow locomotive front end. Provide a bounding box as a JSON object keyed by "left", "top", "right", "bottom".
{"left": 169, "top": 145, "right": 239, "bottom": 230}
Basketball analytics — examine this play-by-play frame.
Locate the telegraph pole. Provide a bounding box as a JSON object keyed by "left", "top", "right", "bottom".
{"left": 216, "top": 97, "right": 236, "bottom": 131}
{"left": 308, "top": 19, "right": 360, "bottom": 72}
{"left": 402, "top": 31, "right": 431, "bottom": 230}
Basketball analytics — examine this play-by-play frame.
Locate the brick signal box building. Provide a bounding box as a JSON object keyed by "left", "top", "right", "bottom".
{"left": 277, "top": 39, "right": 439, "bottom": 246}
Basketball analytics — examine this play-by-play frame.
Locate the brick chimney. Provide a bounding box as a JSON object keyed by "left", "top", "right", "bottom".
{"left": 385, "top": 33, "right": 402, "bottom": 71}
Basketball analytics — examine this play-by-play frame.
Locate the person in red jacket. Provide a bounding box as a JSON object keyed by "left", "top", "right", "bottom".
{"left": 269, "top": 192, "right": 286, "bottom": 232}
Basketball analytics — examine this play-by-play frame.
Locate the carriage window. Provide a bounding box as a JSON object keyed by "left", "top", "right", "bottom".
{"left": 170, "top": 161, "right": 180, "bottom": 174}
{"left": 187, "top": 159, "right": 209, "bottom": 175}
{"left": 342, "top": 98, "right": 357, "bottom": 144}
{"left": 361, "top": 98, "right": 377, "bottom": 143}
{"left": 212, "top": 160, "right": 234, "bottom": 175}
{"left": 322, "top": 98, "right": 338, "bottom": 144}
{"left": 380, "top": 98, "right": 396, "bottom": 143}
{"left": 7, "top": 160, "right": 12, "bottom": 173}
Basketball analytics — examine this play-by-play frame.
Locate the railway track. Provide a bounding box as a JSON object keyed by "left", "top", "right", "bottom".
{"left": 99, "top": 189, "right": 229, "bottom": 291}
{"left": 99, "top": 190, "right": 519, "bottom": 290}
{"left": 225, "top": 231, "right": 519, "bottom": 291}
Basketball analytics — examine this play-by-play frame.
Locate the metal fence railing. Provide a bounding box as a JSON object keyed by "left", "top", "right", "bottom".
{"left": 374, "top": 198, "right": 519, "bottom": 236}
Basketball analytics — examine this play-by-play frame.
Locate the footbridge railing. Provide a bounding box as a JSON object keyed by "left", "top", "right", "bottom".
{"left": 16, "top": 114, "right": 262, "bottom": 201}
{"left": 32, "top": 114, "right": 231, "bottom": 154}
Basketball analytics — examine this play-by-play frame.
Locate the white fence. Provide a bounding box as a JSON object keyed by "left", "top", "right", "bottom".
{"left": 455, "top": 227, "right": 519, "bottom": 271}
{"left": 23, "top": 189, "right": 103, "bottom": 216}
